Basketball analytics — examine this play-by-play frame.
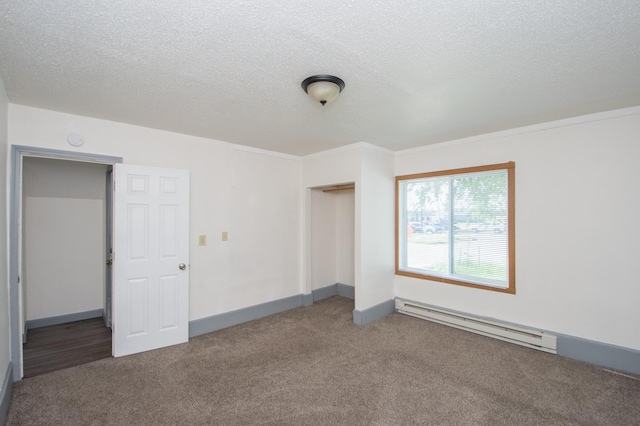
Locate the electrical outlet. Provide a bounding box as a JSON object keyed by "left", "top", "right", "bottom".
{"left": 198, "top": 235, "right": 206, "bottom": 246}
{"left": 222, "top": 232, "right": 228, "bottom": 241}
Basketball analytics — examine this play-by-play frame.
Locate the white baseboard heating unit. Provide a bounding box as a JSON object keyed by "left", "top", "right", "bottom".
{"left": 395, "top": 299, "right": 557, "bottom": 354}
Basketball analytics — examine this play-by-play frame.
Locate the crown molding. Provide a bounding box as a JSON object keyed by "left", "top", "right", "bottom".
{"left": 396, "top": 106, "right": 640, "bottom": 157}
{"left": 303, "top": 141, "right": 394, "bottom": 161}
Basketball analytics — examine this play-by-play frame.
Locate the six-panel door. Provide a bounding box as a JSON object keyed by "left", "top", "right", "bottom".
{"left": 113, "top": 164, "right": 189, "bottom": 357}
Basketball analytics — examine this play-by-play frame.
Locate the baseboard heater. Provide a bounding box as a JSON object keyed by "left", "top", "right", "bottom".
{"left": 395, "top": 299, "right": 557, "bottom": 354}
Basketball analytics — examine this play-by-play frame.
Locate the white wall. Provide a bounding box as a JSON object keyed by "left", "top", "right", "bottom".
{"left": 303, "top": 146, "right": 362, "bottom": 189}
{"left": 0, "top": 76, "right": 10, "bottom": 379}
{"left": 8, "top": 105, "right": 303, "bottom": 321}
{"left": 356, "top": 148, "right": 395, "bottom": 310}
{"left": 310, "top": 189, "right": 338, "bottom": 290}
{"left": 395, "top": 110, "right": 640, "bottom": 351}
{"left": 335, "top": 190, "right": 355, "bottom": 286}
{"left": 222, "top": 148, "right": 302, "bottom": 312}
{"left": 22, "top": 157, "right": 107, "bottom": 320}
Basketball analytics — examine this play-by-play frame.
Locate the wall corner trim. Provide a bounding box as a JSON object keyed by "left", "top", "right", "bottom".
{"left": 353, "top": 299, "right": 395, "bottom": 326}
{"left": 0, "top": 361, "right": 13, "bottom": 426}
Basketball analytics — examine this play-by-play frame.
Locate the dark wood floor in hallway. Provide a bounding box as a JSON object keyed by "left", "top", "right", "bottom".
{"left": 23, "top": 317, "right": 112, "bottom": 378}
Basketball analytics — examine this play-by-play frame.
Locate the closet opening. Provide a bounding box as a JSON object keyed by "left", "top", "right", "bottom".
{"left": 21, "top": 157, "right": 112, "bottom": 377}
{"left": 308, "top": 183, "right": 355, "bottom": 304}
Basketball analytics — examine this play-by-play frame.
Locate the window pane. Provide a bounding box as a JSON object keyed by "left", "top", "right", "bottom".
{"left": 397, "top": 163, "right": 514, "bottom": 292}
{"left": 452, "top": 172, "right": 507, "bottom": 285}
{"left": 405, "top": 178, "right": 450, "bottom": 274}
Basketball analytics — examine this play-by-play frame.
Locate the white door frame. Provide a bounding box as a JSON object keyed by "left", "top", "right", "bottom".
{"left": 105, "top": 166, "right": 114, "bottom": 328}
{"left": 8, "top": 145, "right": 122, "bottom": 381}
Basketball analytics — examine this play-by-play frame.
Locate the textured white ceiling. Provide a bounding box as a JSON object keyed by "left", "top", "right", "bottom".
{"left": 1, "top": 0, "right": 639, "bottom": 155}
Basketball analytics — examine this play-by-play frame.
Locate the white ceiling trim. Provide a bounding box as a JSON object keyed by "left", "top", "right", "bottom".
{"left": 230, "top": 144, "right": 301, "bottom": 162}
{"left": 395, "top": 106, "right": 640, "bottom": 157}
{"left": 302, "top": 142, "right": 394, "bottom": 161}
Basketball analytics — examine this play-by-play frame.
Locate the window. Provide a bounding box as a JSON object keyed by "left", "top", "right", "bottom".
{"left": 396, "top": 162, "right": 515, "bottom": 293}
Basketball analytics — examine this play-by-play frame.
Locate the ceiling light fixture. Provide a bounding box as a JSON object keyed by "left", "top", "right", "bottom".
{"left": 301, "top": 74, "right": 345, "bottom": 106}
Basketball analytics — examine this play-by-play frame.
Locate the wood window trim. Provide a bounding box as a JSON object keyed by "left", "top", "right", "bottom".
{"left": 395, "top": 162, "right": 515, "bottom": 294}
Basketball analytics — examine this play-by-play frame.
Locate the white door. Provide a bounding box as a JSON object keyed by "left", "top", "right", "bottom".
{"left": 113, "top": 164, "right": 190, "bottom": 357}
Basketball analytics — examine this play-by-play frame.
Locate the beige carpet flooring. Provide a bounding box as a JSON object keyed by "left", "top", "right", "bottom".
{"left": 7, "top": 296, "right": 640, "bottom": 425}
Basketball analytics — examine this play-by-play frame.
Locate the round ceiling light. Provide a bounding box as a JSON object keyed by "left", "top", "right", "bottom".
{"left": 301, "top": 75, "right": 345, "bottom": 106}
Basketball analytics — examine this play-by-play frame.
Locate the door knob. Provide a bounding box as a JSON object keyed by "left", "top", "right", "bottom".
{"left": 179, "top": 263, "right": 186, "bottom": 270}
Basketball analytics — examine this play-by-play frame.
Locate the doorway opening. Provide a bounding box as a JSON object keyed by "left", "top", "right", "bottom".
{"left": 21, "top": 157, "right": 112, "bottom": 377}
{"left": 308, "top": 183, "right": 355, "bottom": 302}
{"left": 9, "top": 146, "right": 122, "bottom": 381}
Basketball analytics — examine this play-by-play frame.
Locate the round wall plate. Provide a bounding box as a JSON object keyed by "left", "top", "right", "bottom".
{"left": 67, "top": 132, "right": 85, "bottom": 147}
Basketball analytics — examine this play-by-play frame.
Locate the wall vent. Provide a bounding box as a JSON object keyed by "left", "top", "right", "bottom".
{"left": 395, "top": 299, "right": 557, "bottom": 354}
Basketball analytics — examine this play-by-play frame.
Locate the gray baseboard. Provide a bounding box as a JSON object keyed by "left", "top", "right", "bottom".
{"left": 1, "top": 362, "right": 13, "bottom": 426}
{"left": 302, "top": 293, "right": 314, "bottom": 307}
{"left": 312, "top": 283, "right": 354, "bottom": 302}
{"left": 26, "top": 309, "right": 104, "bottom": 330}
{"left": 395, "top": 298, "right": 640, "bottom": 376}
{"left": 556, "top": 333, "right": 640, "bottom": 375}
{"left": 353, "top": 299, "right": 395, "bottom": 326}
{"left": 189, "top": 294, "right": 304, "bottom": 338}
{"left": 190, "top": 286, "right": 358, "bottom": 338}
{"left": 337, "top": 283, "right": 355, "bottom": 300}
{"left": 312, "top": 284, "right": 338, "bottom": 302}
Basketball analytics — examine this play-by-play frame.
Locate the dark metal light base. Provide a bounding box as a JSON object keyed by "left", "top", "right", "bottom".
{"left": 301, "top": 74, "right": 346, "bottom": 93}
{"left": 301, "top": 75, "right": 346, "bottom": 105}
